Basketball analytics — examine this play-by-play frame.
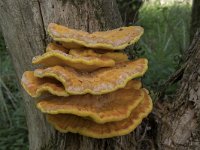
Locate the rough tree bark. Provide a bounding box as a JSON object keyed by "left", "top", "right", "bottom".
{"left": 155, "top": 31, "right": 200, "bottom": 149}
{"left": 0, "top": 0, "right": 200, "bottom": 150}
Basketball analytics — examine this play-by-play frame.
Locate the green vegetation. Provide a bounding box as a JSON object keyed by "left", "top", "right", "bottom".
{"left": 0, "top": 34, "right": 28, "bottom": 149}
{"left": 0, "top": 1, "right": 191, "bottom": 149}
{"left": 137, "top": 2, "right": 191, "bottom": 92}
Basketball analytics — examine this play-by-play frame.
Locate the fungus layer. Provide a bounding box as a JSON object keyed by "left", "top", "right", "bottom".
{"left": 34, "top": 58, "right": 148, "bottom": 95}
{"left": 124, "top": 79, "right": 141, "bottom": 89}
{"left": 21, "top": 71, "right": 68, "bottom": 97}
{"left": 46, "top": 89, "right": 153, "bottom": 138}
{"left": 32, "top": 50, "right": 115, "bottom": 71}
{"left": 46, "top": 43, "right": 69, "bottom": 53}
{"left": 37, "top": 80, "right": 143, "bottom": 123}
{"left": 48, "top": 23, "right": 144, "bottom": 50}
{"left": 69, "top": 49, "right": 128, "bottom": 62}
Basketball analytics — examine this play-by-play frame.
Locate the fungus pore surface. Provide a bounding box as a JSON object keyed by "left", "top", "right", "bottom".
{"left": 32, "top": 50, "right": 115, "bottom": 72}
{"left": 37, "top": 80, "right": 143, "bottom": 123}
{"left": 21, "top": 71, "right": 68, "bottom": 97}
{"left": 48, "top": 23, "right": 144, "bottom": 50}
{"left": 47, "top": 89, "right": 153, "bottom": 138}
{"left": 34, "top": 58, "right": 148, "bottom": 95}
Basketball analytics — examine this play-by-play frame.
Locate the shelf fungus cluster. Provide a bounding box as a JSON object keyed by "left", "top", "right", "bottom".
{"left": 21, "top": 23, "right": 153, "bottom": 139}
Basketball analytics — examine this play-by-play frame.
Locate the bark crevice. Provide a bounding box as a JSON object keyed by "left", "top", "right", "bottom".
{"left": 37, "top": 0, "right": 47, "bottom": 47}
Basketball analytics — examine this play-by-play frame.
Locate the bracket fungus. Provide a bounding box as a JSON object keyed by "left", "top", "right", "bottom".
{"left": 69, "top": 49, "right": 128, "bottom": 63}
{"left": 46, "top": 89, "right": 152, "bottom": 139}
{"left": 46, "top": 43, "right": 69, "bottom": 53}
{"left": 21, "top": 23, "right": 153, "bottom": 139}
{"left": 36, "top": 43, "right": 127, "bottom": 71}
{"left": 37, "top": 80, "right": 144, "bottom": 123}
{"left": 46, "top": 43, "right": 128, "bottom": 63}
{"left": 48, "top": 23, "right": 144, "bottom": 50}
{"left": 33, "top": 58, "right": 148, "bottom": 95}
{"left": 21, "top": 71, "right": 68, "bottom": 97}
{"left": 32, "top": 50, "right": 115, "bottom": 71}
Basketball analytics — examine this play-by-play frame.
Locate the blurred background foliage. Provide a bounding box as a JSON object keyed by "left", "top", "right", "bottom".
{"left": 0, "top": 0, "right": 192, "bottom": 149}
{"left": 137, "top": 2, "right": 191, "bottom": 92}
{"left": 0, "top": 32, "right": 28, "bottom": 149}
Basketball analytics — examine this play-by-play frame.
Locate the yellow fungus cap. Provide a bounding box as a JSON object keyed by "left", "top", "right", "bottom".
{"left": 46, "top": 89, "right": 153, "bottom": 139}
{"left": 48, "top": 23, "right": 144, "bottom": 50}
{"left": 34, "top": 58, "right": 148, "bottom": 95}
{"left": 37, "top": 80, "right": 143, "bottom": 123}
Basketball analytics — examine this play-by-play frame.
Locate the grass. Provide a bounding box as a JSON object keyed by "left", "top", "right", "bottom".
{"left": 0, "top": 1, "right": 191, "bottom": 149}
{"left": 0, "top": 34, "right": 28, "bottom": 150}
{"left": 136, "top": 2, "right": 191, "bottom": 92}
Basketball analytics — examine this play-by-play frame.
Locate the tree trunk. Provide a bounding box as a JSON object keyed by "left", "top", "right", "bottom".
{"left": 155, "top": 31, "right": 200, "bottom": 149}
{"left": 0, "top": 0, "right": 200, "bottom": 150}
{"left": 0, "top": 0, "right": 130, "bottom": 150}
{"left": 190, "top": 0, "right": 200, "bottom": 41}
